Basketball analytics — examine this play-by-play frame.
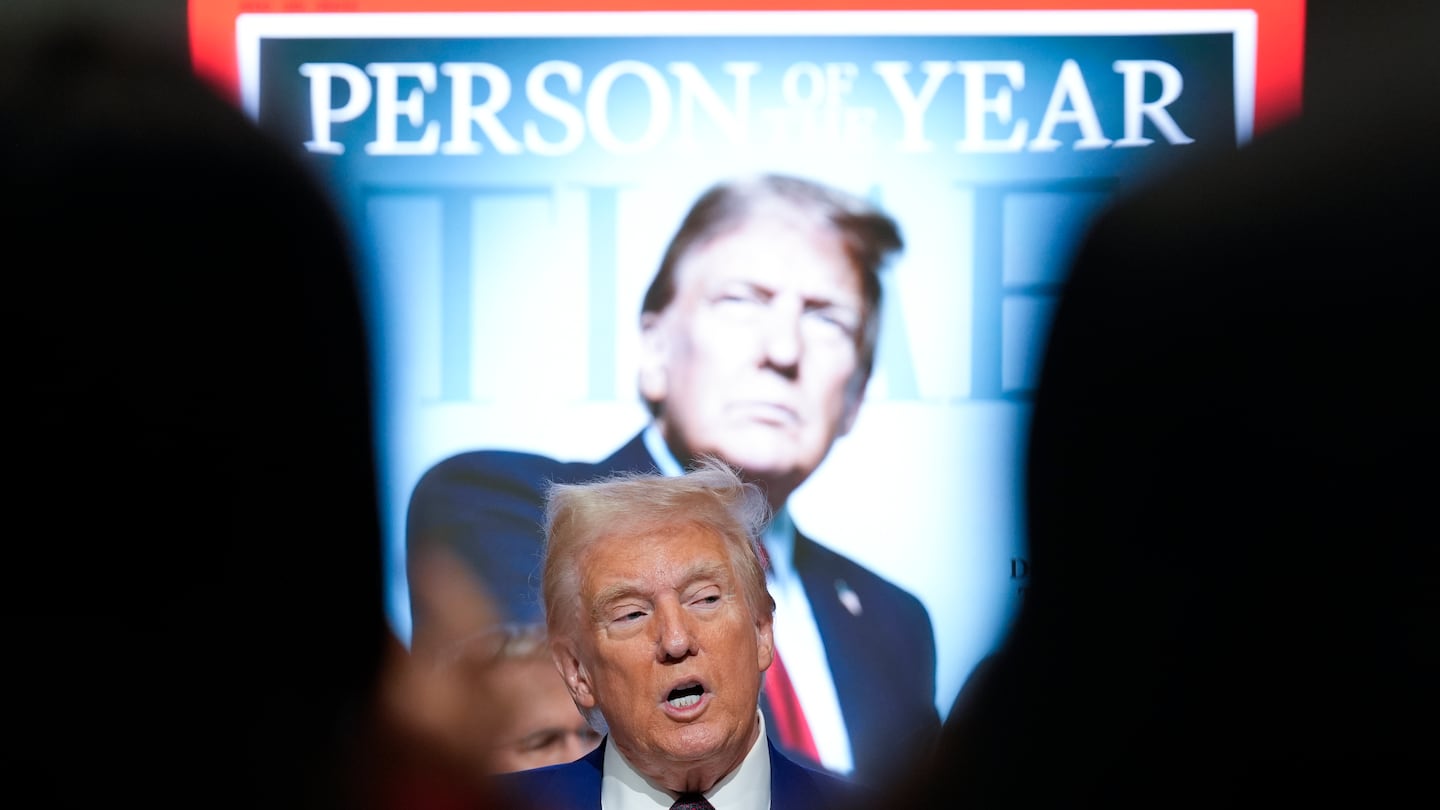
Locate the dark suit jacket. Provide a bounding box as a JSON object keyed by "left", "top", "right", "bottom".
{"left": 492, "top": 737, "right": 869, "bottom": 810}
{"left": 408, "top": 432, "right": 941, "bottom": 785}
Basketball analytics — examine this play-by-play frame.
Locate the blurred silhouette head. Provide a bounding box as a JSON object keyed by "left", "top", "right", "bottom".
{"left": 3, "top": 22, "right": 388, "bottom": 808}
{"left": 915, "top": 7, "right": 1439, "bottom": 803}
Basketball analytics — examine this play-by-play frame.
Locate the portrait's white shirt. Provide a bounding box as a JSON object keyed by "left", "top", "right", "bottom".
{"left": 760, "top": 510, "right": 854, "bottom": 774}
{"left": 642, "top": 426, "right": 855, "bottom": 775}
{"left": 601, "top": 710, "right": 772, "bottom": 810}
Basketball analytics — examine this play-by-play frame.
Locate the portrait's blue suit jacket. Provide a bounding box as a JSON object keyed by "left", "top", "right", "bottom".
{"left": 492, "top": 737, "right": 870, "bottom": 810}
{"left": 408, "top": 432, "right": 941, "bottom": 785}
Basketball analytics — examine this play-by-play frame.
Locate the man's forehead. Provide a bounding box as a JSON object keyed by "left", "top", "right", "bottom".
{"left": 677, "top": 217, "right": 860, "bottom": 292}
{"left": 693, "top": 204, "right": 837, "bottom": 255}
{"left": 581, "top": 529, "right": 734, "bottom": 596}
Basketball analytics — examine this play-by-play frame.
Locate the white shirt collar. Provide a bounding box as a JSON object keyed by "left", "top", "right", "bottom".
{"left": 601, "top": 711, "right": 772, "bottom": 810}
{"left": 641, "top": 424, "right": 684, "bottom": 477}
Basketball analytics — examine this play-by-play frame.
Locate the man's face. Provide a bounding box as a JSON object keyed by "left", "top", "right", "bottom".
{"left": 487, "top": 654, "right": 602, "bottom": 773}
{"left": 641, "top": 210, "right": 867, "bottom": 500}
{"left": 554, "top": 523, "right": 773, "bottom": 787}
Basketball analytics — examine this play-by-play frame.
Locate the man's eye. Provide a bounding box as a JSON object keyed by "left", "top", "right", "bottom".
{"left": 713, "top": 288, "right": 766, "bottom": 307}
{"left": 690, "top": 592, "right": 722, "bottom": 608}
{"left": 716, "top": 298, "right": 762, "bottom": 310}
{"left": 519, "top": 732, "right": 562, "bottom": 752}
{"left": 806, "top": 309, "right": 859, "bottom": 337}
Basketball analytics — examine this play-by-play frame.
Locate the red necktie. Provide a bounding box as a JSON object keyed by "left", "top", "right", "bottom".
{"left": 764, "top": 643, "right": 821, "bottom": 764}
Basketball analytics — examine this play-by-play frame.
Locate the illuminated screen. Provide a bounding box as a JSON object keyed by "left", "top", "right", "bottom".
{"left": 191, "top": 0, "right": 1303, "bottom": 783}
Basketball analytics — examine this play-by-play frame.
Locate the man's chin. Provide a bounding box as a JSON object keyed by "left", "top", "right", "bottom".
{"left": 709, "top": 447, "right": 806, "bottom": 483}
{"left": 661, "top": 719, "right": 756, "bottom": 763}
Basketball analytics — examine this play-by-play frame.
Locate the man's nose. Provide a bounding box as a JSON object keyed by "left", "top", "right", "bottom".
{"left": 760, "top": 300, "right": 802, "bottom": 374}
{"left": 655, "top": 598, "right": 698, "bottom": 661}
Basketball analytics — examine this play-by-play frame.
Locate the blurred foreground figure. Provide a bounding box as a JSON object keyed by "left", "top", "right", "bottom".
{"left": 2, "top": 24, "right": 498, "bottom": 809}
{"left": 901, "top": 8, "right": 1439, "bottom": 806}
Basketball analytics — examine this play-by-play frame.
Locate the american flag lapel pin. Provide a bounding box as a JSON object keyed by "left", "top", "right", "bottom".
{"left": 835, "top": 579, "right": 862, "bottom": 617}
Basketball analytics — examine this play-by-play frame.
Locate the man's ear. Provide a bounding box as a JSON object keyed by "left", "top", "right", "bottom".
{"left": 755, "top": 612, "right": 775, "bottom": 673}
{"left": 553, "top": 640, "right": 597, "bottom": 709}
{"left": 638, "top": 311, "right": 669, "bottom": 406}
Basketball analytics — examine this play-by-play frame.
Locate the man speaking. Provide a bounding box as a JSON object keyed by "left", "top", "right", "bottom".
{"left": 408, "top": 173, "right": 939, "bottom": 784}
{"left": 493, "top": 459, "right": 864, "bottom": 810}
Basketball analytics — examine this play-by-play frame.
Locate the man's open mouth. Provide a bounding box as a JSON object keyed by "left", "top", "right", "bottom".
{"left": 667, "top": 682, "right": 705, "bottom": 709}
